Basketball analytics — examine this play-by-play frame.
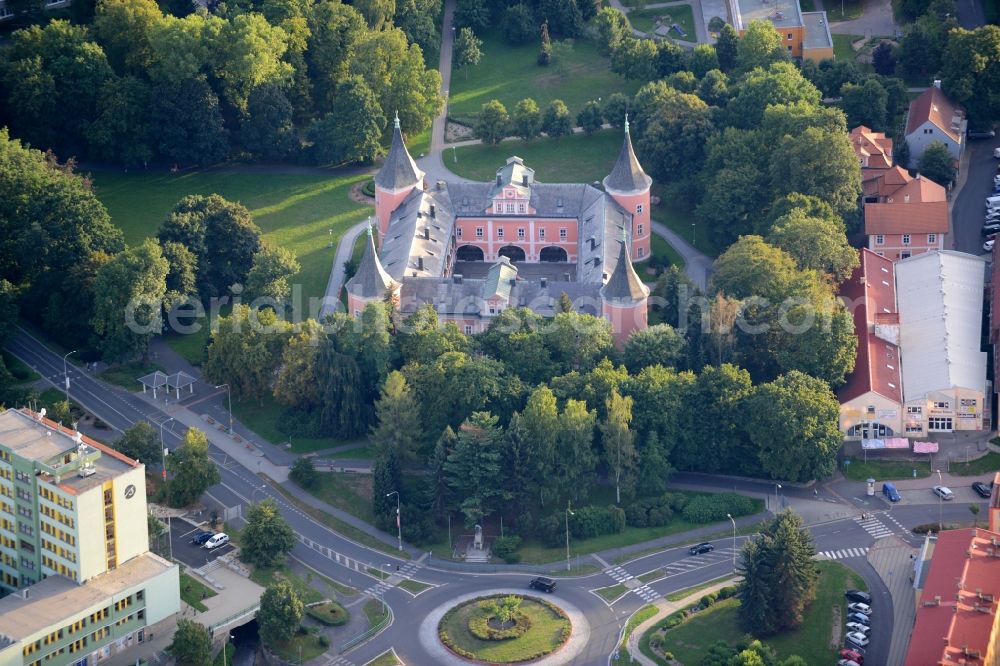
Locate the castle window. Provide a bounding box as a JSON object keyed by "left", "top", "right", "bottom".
{"left": 497, "top": 228, "right": 504, "bottom": 239}
{"left": 505, "top": 203, "right": 514, "bottom": 213}
{"left": 475, "top": 227, "right": 484, "bottom": 239}
{"left": 875, "top": 234, "right": 884, "bottom": 245}
{"left": 636, "top": 204, "right": 643, "bottom": 214}
{"left": 637, "top": 224, "right": 644, "bottom": 236}
{"left": 538, "top": 228, "right": 545, "bottom": 240}
{"left": 559, "top": 228, "right": 567, "bottom": 240}
{"left": 902, "top": 234, "right": 910, "bottom": 245}
{"left": 457, "top": 227, "right": 462, "bottom": 238}
{"left": 927, "top": 234, "right": 936, "bottom": 243}
{"left": 518, "top": 203, "right": 526, "bottom": 214}
{"left": 517, "top": 228, "right": 525, "bottom": 239}
{"left": 464, "top": 325, "right": 472, "bottom": 335}
{"left": 637, "top": 247, "right": 644, "bottom": 258}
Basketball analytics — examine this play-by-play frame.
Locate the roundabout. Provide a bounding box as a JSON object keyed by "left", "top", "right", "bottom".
{"left": 419, "top": 589, "right": 592, "bottom": 665}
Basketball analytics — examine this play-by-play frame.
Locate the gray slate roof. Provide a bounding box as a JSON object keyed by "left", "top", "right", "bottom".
{"left": 398, "top": 275, "right": 602, "bottom": 318}
{"left": 483, "top": 257, "right": 518, "bottom": 301}
{"left": 603, "top": 129, "right": 652, "bottom": 193}
{"left": 380, "top": 186, "right": 455, "bottom": 280}
{"left": 374, "top": 123, "right": 424, "bottom": 191}
{"left": 346, "top": 226, "right": 397, "bottom": 298}
{"left": 601, "top": 240, "right": 650, "bottom": 303}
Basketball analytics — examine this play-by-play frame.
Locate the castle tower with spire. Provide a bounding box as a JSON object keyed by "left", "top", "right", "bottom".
{"left": 345, "top": 221, "right": 400, "bottom": 316}
{"left": 374, "top": 113, "right": 425, "bottom": 239}
{"left": 602, "top": 116, "right": 652, "bottom": 263}
{"left": 601, "top": 230, "right": 650, "bottom": 345}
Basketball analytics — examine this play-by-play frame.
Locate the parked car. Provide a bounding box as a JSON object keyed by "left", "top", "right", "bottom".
{"left": 972, "top": 481, "right": 993, "bottom": 498}
{"left": 986, "top": 195, "right": 1000, "bottom": 209}
{"left": 840, "top": 648, "right": 865, "bottom": 664}
{"left": 981, "top": 224, "right": 1000, "bottom": 236}
{"left": 933, "top": 486, "right": 955, "bottom": 500}
{"left": 528, "top": 576, "right": 556, "bottom": 592}
{"left": 969, "top": 129, "right": 996, "bottom": 139}
{"left": 845, "top": 622, "right": 871, "bottom": 635}
{"left": 204, "top": 533, "right": 230, "bottom": 549}
{"left": 189, "top": 530, "right": 213, "bottom": 545}
{"left": 845, "top": 589, "right": 872, "bottom": 604}
{"left": 845, "top": 632, "right": 870, "bottom": 648}
{"left": 847, "top": 612, "right": 871, "bottom": 625}
{"left": 688, "top": 542, "right": 714, "bottom": 555}
{"left": 882, "top": 482, "right": 901, "bottom": 502}
{"left": 986, "top": 239, "right": 996, "bottom": 252}
{"left": 838, "top": 661, "right": 861, "bottom": 666}
{"left": 848, "top": 602, "right": 872, "bottom": 615}
{"left": 994, "top": 147, "right": 1000, "bottom": 158}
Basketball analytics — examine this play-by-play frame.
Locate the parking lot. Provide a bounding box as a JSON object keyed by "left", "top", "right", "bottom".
{"left": 169, "top": 517, "right": 234, "bottom": 569}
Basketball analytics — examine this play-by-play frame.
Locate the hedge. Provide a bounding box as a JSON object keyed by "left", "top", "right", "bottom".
{"left": 681, "top": 493, "right": 758, "bottom": 524}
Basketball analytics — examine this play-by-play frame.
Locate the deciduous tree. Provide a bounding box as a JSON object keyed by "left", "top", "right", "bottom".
{"left": 307, "top": 76, "right": 385, "bottom": 165}
{"left": 240, "top": 499, "right": 296, "bottom": 568}
{"left": 168, "top": 620, "right": 211, "bottom": 666}
{"left": 475, "top": 99, "right": 510, "bottom": 146}
{"left": 917, "top": 140, "right": 957, "bottom": 186}
{"left": 512, "top": 98, "right": 542, "bottom": 140}
{"left": 244, "top": 245, "right": 300, "bottom": 308}
{"left": 166, "top": 428, "right": 221, "bottom": 507}
{"left": 541, "top": 99, "right": 572, "bottom": 137}
{"left": 600, "top": 389, "right": 636, "bottom": 503}
{"left": 258, "top": 581, "right": 303, "bottom": 645}
{"left": 454, "top": 26, "right": 483, "bottom": 73}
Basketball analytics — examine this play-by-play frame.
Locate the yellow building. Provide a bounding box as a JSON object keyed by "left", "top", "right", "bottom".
{"left": 727, "top": 0, "right": 834, "bottom": 62}
{"left": 0, "top": 409, "right": 179, "bottom": 666}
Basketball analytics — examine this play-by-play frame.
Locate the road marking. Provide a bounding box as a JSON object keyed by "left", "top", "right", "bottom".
{"left": 816, "top": 547, "right": 869, "bottom": 560}
{"left": 855, "top": 515, "right": 894, "bottom": 539}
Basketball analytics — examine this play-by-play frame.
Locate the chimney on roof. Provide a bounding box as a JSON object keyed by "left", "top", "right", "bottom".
{"left": 934, "top": 79, "right": 942, "bottom": 88}
{"left": 904, "top": 194, "right": 910, "bottom": 203}
{"left": 423, "top": 227, "right": 430, "bottom": 240}
{"left": 496, "top": 174, "right": 502, "bottom": 186}
{"left": 453, "top": 274, "right": 463, "bottom": 284}
{"left": 437, "top": 180, "right": 445, "bottom": 190}
{"left": 589, "top": 237, "right": 596, "bottom": 251}
{"left": 417, "top": 257, "right": 424, "bottom": 271}
{"left": 429, "top": 204, "right": 436, "bottom": 218}
{"left": 564, "top": 272, "right": 570, "bottom": 281}
{"left": 540, "top": 277, "right": 547, "bottom": 289}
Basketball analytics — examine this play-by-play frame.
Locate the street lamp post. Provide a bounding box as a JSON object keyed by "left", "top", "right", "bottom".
{"left": 251, "top": 484, "right": 267, "bottom": 504}
{"left": 386, "top": 490, "right": 402, "bottom": 551}
{"left": 222, "top": 633, "right": 234, "bottom": 666}
{"left": 775, "top": 483, "right": 782, "bottom": 512}
{"left": 691, "top": 223, "right": 696, "bottom": 246}
{"left": 62, "top": 350, "right": 77, "bottom": 402}
{"left": 727, "top": 513, "right": 736, "bottom": 573}
{"left": 936, "top": 469, "right": 943, "bottom": 533}
{"left": 159, "top": 417, "right": 174, "bottom": 481}
{"left": 565, "top": 501, "right": 575, "bottom": 572}
{"left": 215, "top": 384, "right": 233, "bottom": 434}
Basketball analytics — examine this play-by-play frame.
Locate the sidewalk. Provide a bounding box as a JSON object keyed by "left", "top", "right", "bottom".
{"left": 867, "top": 536, "right": 918, "bottom": 666}
{"left": 624, "top": 577, "right": 738, "bottom": 665}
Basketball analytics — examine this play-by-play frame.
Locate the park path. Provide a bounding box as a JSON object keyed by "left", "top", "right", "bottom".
{"left": 319, "top": 220, "right": 369, "bottom": 318}
{"left": 623, "top": 577, "right": 738, "bottom": 666}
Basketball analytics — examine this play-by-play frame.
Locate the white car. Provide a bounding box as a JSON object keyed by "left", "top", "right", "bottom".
{"left": 846, "top": 631, "right": 870, "bottom": 647}
{"left": 848, "top": 602, "right": 872, "bottom": 615}
{"left": 838, "top": 661, "right": 861, "bottom": 666}
{"left": 845, "top": 622, "right": 870, "bottom": 635}
{"left": 204, "top": 533, "right": 230, "bottom": 549}
{"left": 933, "top": 486, "right": 955, "bottom": 500}
{"left": 986, "top": 239, "right": 996, "bottom": 253}
{"left": 994, "top": 147, "right": 1000, "bottom": 158}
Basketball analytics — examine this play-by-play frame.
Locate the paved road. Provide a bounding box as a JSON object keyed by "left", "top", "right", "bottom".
{"left": 952, "top": 137, "right": 1000, "bottom": 255}
{"left": 957, "top": 0, "right": 986, "bottom": 27}
{"left": 10, "top": 326, "right": 985, "bottom": 664}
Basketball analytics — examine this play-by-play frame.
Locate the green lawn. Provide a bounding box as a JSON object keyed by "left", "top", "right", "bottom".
{"left": 179, "top": 572, "right": 217, "bottom": 612}
{"left": 833, "top": 34, "right": 862, "bottom": 62}
{"left": 595, "top": 583, "right": 628, "bottom": 602}
{"left": 302, "top": 471, "right": 375, "bottom": 524}
{"left": 627, "top": 5, "right": 696, "bottom": 40}
{"left": 269, "top": 630, "right": 327, "bottom": 664}
{"left": 949, "top": 451, "right": 1000, "bottom": 476}
{"left": 98, "top": 361, "right": 165, "bottom": 391}
{"left": 664, "top": 575, "right": 734, "bottom": 602}
{"left": 843, "top": 456, "right": 932, "bottom": 481}
{"left": 649, "top": 232, "right": 684, "bottom": 276}
{"left": 650, "top": 185, "right": 720, "bottom": 259}
{"left": 439, "top": 596, "right": 570, "bottom": 662}
{"left": 364, "top": 598, "right": 390, "bottom": 628}
{"left": 91, "top": 170, "right": 371, "bottom": 309}
{"left": 249, "top": 564, "right": 324, "bottom": 605}
{"left": 638, "top": 569, "right": 666, "bottom": 584}
{"left": 305, "top": 600, "right": 349, "bottom": 626}
{"left": 451, "top": 129, "right": 623, "bottom": 184}
{"left": 651, "top": 561, "right": 866, "bottom": 665}
{"left": 231, "top": 394, "right": 365, "bottom": 452}
{"left": 365, "top": 650, "right": 402, "bottom": 666}
{"left": 2, "top": 351, "right": 40, "bottom": 384}
{"left": 616, "top": 604, "right": 658, "bottom": 665}
{"left": 398, "top": 578, "right": 433, "bottom": 594}
{"left": 448, "top": 30, "right": 640, "bottom": 122}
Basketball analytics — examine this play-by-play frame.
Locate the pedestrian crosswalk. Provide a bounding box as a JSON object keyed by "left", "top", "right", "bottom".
{"left": 606, "top": 566, "right": 633, "bottom": 584}
{"left": 397, "top": 561, "right": 421, "bottom": 578}
{"left": 602, "top": 565, "right": 662, "bottom": 603}
{"left": 817, "top": 547, "right": 869, "bottom": 560}
{"left": 856, "top": 514, "right": 894, "bottom": 539}
{"left": 633, "top": 584, "right": 659, "bottom": 602}
{"left": 320, "top": 656, "right": 355, "bottom": 666}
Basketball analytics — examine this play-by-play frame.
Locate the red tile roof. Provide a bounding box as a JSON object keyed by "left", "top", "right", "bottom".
{"left": 863, "top": 165, "right": 913, "bottom": 198}
{"left": 904, "top": 528, "right": 1000, "bottom": 666}
{"left": 838, "top": 249, "right": 903, "bottom": 403}
{"left": 906, "top": 87, "right": 965, "bottom": 143}
{"left": 850, "top": 125, "right": 893, "bottom": 169}
{"left": 865, "top": 201, "right": 949, "bottom": 235}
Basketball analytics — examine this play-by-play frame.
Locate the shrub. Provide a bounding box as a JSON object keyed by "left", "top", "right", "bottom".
{"left": 361, "top": 179, "right": 375, "bottom": 197}
{"left": 681, "top": 493, "right": 757, "bottom": 524}
{"left": 492, "top": 535, "right": 522, "bottom": 561}
{"left": 538, "top": 514, "right": 563, "bottom": 547}
{"left": 913, "top": 523, "right": 947, "bottom": 534}
{"left": 305, "top": 602, "right": 349, "bottom": 626}
{"left": 699, "top": 592, "right": 718, "bottom": 608}
{"left": 625, "top": 500, "right": 652, "bottom": 527}
{"left": 468, "top": 610, "right": 532, "bottom": 640}
{"left": 570, "top": 505, "right": 626, "bottom": 539}
{"left": 318, "top": 635, "right": 330, "bottom": 648}
{"left": 717, "top": 585, "right": 737, "bottom": 600}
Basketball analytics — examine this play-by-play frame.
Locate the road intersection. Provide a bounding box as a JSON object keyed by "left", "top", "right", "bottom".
{"left": 6, "top": 326, "right": 993, "bottom": 665}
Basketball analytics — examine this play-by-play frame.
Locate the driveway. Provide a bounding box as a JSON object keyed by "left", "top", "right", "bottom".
{"left": 829, "top": 0, "right": 898, "bottom": 36}
{"left": 951, "top": 137, "right": 1000, "bottom": 255}
{"left": 169, "top": 517, "right": 235, "bottom": 569}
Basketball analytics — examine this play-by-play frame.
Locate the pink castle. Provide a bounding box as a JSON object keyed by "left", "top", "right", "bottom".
{"left": 347, "top": 114, "right": 651, "bottom": 344}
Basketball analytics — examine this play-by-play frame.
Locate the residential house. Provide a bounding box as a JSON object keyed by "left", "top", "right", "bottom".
{"left": 864, "top": 170, "right": 948, "bottom": 260}
{"left": 0, "top": 0, "right": 70, "bottom": 21}
{"left": 838, "top": 250, "right": 987, "bottom": 438}
{"left": 725, "top": 0, "right": 833, "bottom": 61}
{"left": 850, "top": 125, "right": 893, "bottom": 176}
{"left": 903, "top": 526, "right": 1000, "bottom": 666}
{"left": 904, "top": 82, "right": 967, "bottom": 166}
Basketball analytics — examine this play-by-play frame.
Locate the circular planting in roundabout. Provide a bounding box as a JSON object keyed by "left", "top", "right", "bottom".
{"left": 437, "top": 594, "right": 572, "bottom": 664}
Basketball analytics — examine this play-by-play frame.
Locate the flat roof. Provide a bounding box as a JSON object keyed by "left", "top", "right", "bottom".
{"left": 0, "top": 410, "right": 138, "bottom": 494}
{"left": 0, "top": 553, "right": 173, "bottom": 642}
{"left": 735, "top": 0, "right": 803, "bottom": 30}
{"left": 802, "top": 12, "right": 832, "bottom": 49}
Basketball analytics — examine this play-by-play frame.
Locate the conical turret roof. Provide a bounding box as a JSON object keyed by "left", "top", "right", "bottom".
{"left": 346, "top": 224, "right": 398, "bottom": 299}
{"left": 603, "top": 116, "right": 651, "bottom": 193}
{"left": 601, "top": 237, "right": 649, "bottom": 303}
{"left": 374, "top": 113, "right": 424, "bottom": 191}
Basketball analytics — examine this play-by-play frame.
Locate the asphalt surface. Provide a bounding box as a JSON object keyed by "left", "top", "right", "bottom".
{"left": 957, "top": 0, "right": 986, "bottom": 27}
{"left": 169, "top": 517, "right": 234, "bottom": 569}
{"left": 5, "top": 325, "right": 992, "bottom": 665}
{"left": 952, "top": 137, "right": 1000, "bottom": 255}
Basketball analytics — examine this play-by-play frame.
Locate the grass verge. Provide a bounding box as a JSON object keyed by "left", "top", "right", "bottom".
{"left": 439, "top": 596, "right": 570, "bottom": 662}
{"left": 2, "top": 350, "right": 40, "bottom": 384}
{"left": 365, "top": 650, "right": 402, "bottom": 666}
{"left": 842, "top": 457, "right": 932, "bottom": 481}
{"left": 269, "top": 630, "right": 327, "bottom": 664}
{"left": 448, "top": 30, "right": 640, "bottom": 121}
{"left": 305, "top": 601, "right": 349, "bottom": 626}
{"left": 638, "top": 569, "right": 666, "bottom": 584}
{"left": 832, "top": 34, "right": 862, "bottom": 62}
{"left": 364, "top": 598, "right": 390, "bottom": 629}
{"left": 615, "top": 604, "right": 658, "bottom": 665}
{"left": 98, "top": 361, "right": 165, "bottom": 391}
{"left": 398, "top": 578, "right": 433, "bottom": 594}
{"left": 270, "top": 482, "right": 409, "bottom": 560}
{"left": 250, "top": 564, "right": 324, "bottom": 604}
{"left": 231, "top": 394, "right": 362, "bottom": 453}
{"left": 614, "top": 519, "right": 767, "bottom": 565}
{"left": 595, "top": 583, "right": 629, "bottom": 603}
{"left": 212, "top": 641, "right": 235, "bottom": 666}
{"left": 303, "top": 471, "right": 375, "bottom": 524}
{"left": 627, "top": 5, "right": 696, "bottom": 39}
{"left": 179, "top": 572, "right": 217, "bottom": 612}
{"left": 664, "top": 575, "right": 735, "bottom": 602}
{"left": 948, "top": 451, "right": 1000, "bottom": 476}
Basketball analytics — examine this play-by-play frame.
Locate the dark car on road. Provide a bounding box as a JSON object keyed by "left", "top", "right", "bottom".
{"left": 189, "top": 530, "right": 213, "bottom": 545}
{"left": 847, "top": 612, "right": 870, "bottom": 625}
{"left": 688, "top": 542, "right": 714, "bottom": 555}
{"left": 973, "top": 481, "right": 993, "bottom": 498}
{"left": 529, "top": 577, "right": 556, "bottom": 593}
{"left": 845, "top": 589, "right": 871, "bottom": 605}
